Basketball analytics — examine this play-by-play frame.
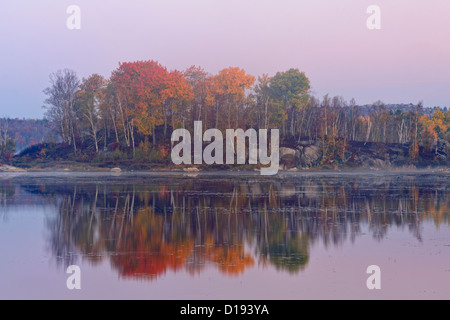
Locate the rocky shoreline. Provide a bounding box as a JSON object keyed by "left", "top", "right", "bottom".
{"left": 279, "top": 139, "right": 450, "bottom": 170}
{"left": 0, "top": 164, "right": 26, "bottom": 172}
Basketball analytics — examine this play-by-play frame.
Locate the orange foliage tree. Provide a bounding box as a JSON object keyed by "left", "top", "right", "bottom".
{"left": 212, "top": 67, "right": 255, "bottom": 130}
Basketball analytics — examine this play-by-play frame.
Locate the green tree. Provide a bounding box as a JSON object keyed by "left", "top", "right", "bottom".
{"left": 270, "top": 68, "right": 310, "bottom": 138}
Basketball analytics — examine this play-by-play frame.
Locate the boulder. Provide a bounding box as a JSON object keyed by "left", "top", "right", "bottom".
{"left": 0, "top": 164, "right": 26, "bottom": 172}
{"left": 280, "top": 143, "right": 323, "bottom": 169}
{"left": 279, "top": 147, "right": 300, "bottom": 170}
{"left": 298, "top": 143, "right": 323, "bottom": 168}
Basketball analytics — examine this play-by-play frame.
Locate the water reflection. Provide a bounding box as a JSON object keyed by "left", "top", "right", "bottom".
{"left": 1, "top": 173, "right": 449, "bottom": 280}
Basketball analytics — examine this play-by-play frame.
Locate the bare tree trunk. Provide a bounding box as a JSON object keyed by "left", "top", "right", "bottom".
{"left": 111, "top": 114, "right": 119, "bottom": 143}
{"left": 235, "top": 103, "right": 239, "bottom": 128}
{"left": 203, "top": 101, "right": 208, "bottom": 131}
{"left": 215, "top": 103, "right": 219, "bottom": 128}
{"left": 129, "top": 120, "right": 135, "bottom": 158}
{"left": 104, "top": 125, "right": 107, "bottom": 150}
{"left": 85, "top": 111, "right": 98, "bottom": 153}
{"left": 227, "top": 102, "right": 231, "bottom": 128}
{"left": 264, "top": 98, "right": 269, "bottom": 130}
{"left": 172, "top": 109, "right": 175, "bottom": 133}
{"left": 366, "top": 119, "right": 372, "bottom": 143}
{"left": 290, "top": 107, "right": 295, "bottom": 137}
{"left": 118, "top": 100, "right": 130, "bottom": 147}
{"left": 71, "top": 119, "right": 77, "bottom": 152}
{"left": 164, "top": 112, "right": 168, "bottom": 137}
{"left": 152, "top": 127, "right": 156, "bottom": 145}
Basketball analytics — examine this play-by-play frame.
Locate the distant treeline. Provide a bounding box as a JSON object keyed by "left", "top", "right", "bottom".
{"left": 0, "top": 118, "right": 55, "bottom": 162}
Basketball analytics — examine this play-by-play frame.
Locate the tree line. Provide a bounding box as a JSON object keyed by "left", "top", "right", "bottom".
{"left": 41, "top": 60, "right": 449, "bottom": 162}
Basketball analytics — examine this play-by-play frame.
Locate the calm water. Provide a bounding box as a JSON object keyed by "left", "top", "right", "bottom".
{"left": 0, "top": 171, "right": 449, "bottom": 299}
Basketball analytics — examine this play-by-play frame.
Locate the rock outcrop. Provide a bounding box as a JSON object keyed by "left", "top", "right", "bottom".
{"left": 298, "top": 143, "right": 323, "bottom": 168}
{"left": 279, "top": 142, "right": 324, "bottom": 169}
{"left": 277, "top": 139, "right": 448, "bottom": 169}
{"left": 358, "top": 156, "right": 392, "bottom": 169}
{"left": 436, "top": 139, "right": 450, "bottom": 161}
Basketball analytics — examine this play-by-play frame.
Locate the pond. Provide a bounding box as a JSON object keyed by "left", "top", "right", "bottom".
{"left": 0, "top": 171, "right": 449, "bottom": 299}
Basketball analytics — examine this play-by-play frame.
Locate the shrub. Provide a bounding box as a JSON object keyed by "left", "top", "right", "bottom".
{"left": 112, "top": 149, "right": 126, "bottom": 160}
{"left": 146, "top": 149, "right": 161, "bottom": 162}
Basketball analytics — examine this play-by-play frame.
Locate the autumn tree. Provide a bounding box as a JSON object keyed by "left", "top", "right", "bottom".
{"left": 43, "top": 69, "right": 80, "bottom": 151}
{"left": 161, "top": 70, "right": 193, "bottom": 136}
{"left": 184, "top": 66, "right": 215, "bottom": 131}
{"left": 419, "top": 107, "right": 449, "bottom": 155}
{"left": 98, "top": 81, "right": 118, "bottom": 146}
{"left": 110, "top": 60, "right": 192, "bottom": 149}
{"left": 75, "top": 74, "right": 107, "bottom": 153}
{"left": 110, "top": 61, "right": 167, "bottom": 151}
{"left": 212, "top": 67, "right": 255, "bottom": 130}
{"left": 347, "top": 98, "right": 360, "bottom": 142}
{"left": 405, "top": 102, "right": 422, "bottom": 160}
{"left": 100, "top": 80, "right": 134, "bottom": 149}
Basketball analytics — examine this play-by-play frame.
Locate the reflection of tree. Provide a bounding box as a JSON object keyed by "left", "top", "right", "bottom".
{"left": 109, "top": 206, "right": 194, "bottom": 279}
{"left": 204, "top": 234, "right": 254, "bottom": 275}
{"left": 1, "top": 179, "right": 55, "bottom": 220}
{"left": 0, "top": 180, "right": 14, "bottom": 219}
{"left": 38, "top": 174, "right": 450, "bottom": 280}
{"left": 253, "top": 204, "right": 309, "bottom": 274}
{"left": 47, "top": 184, "right": 105, "bottom": 266}
{"left": 0, "top": 180, "right": 15, "bottom": 198}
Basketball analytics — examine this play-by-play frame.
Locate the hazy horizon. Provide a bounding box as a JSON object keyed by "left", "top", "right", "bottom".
{"left": 1, "top": 0, "right": 449, "bottom": 119}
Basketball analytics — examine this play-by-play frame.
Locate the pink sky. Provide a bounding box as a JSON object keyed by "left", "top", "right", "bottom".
{"left": 1, "top": 0, "right": 449, "bottom": 118}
